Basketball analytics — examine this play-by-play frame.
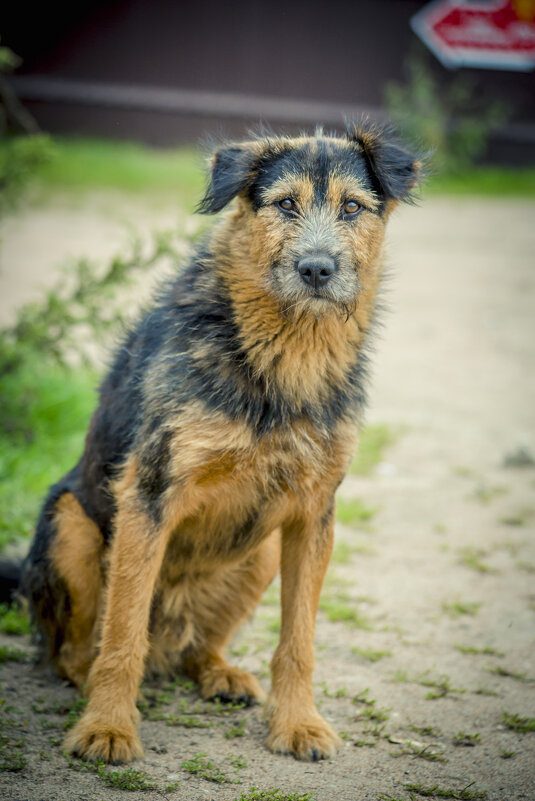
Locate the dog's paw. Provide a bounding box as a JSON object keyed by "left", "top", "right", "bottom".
{"left": 200, "top": 664, "right": 266, "bottom": 706}
{"left": 64, "top": 712, "right": 143, "bottom": 763}
{"left": 266, "top": 714, "right": 341, "bottom": 761}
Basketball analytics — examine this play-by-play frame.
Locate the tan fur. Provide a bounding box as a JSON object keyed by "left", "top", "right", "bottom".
{"left": 50, "top": 493, "right": 105, "bottom": 687}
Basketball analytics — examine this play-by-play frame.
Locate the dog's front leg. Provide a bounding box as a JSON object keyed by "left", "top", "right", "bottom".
{"left": 64, "top": 466, "right": 173, "bottom": 763}
{"left": 266, "top": 505, "right": 341, "bottom": 760}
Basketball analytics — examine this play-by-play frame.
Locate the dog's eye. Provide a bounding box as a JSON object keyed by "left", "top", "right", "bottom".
{"left": 343, "top": 200, "right": 361, "bottom": 216}
{"left": 278, "top": 198, "right": 295, "bottom": 212}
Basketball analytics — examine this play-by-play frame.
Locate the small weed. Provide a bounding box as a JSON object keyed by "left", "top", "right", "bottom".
{"left": 319, "top": 597, "right": 372, "bottom": 629}
{"left": 165, "top": 781, "right": 180, "bottom": 791}
{"left": 356, "top": 705, "right": 390, "bottom": 723}
{"left": 502, "top": 712, "right": 535, "bottom": 732}
{"left": 320, "top": 682, "right": 347, "bottom": 698}
{"left": 0, "top": 645, "right": 29, "bottom": 663}
{"left": 228, "top": 753, "right": 248, "bottom": 769}
{"left": 394, "top": 742, "right": 448, "bottom": 763}
{"left": 455, "top": 644, "right": 504, "bottom": 657}
{"left": 225, "top": 719, "right": 247, "bottom": 739}
{"left": 442, "top": 599, "right": 481, "bottom": 618}
{"left": 233, "top": 789, "right": 315, "bottom": 801}
{"left": 453, "top": 731, "right": 481, "bottom": 746}
{"left": 231, "top": 644, "right": 250, "bottom": 657}
{"left": 97, "top": 765, "right": 157, "bottom": 790}
{"left": 354, "top": 738, "right": 377, "bottom": 747}
{"left": 516, "top": 560, "right": 535, "bottom": 573}
{"left": 499, "top": 749, "right": 517, "bottom": 759}
{"left": 0, "top": 603, "right": 31, "bottom": 635}
{"left": 404, "top": 782, "right": 487, "bottom": 799}
{"left": 500, "top": 508, "right": 533, "bottom": 527}
{"left": 166, "top": 714, "right": 213, "bottom": 728}
{"left": 473, "top": 687, "right": 499, "bottom": 697}
{"left": 182, "top": 751, "right": 235, "bottom": 783}
{"left": 487, "top": 665, "right": 533, "bottom": 683}
{"left": 350, "top": 423, "right": 399, "bottom": 475}
{"left": 392, "top": 669, "right": 411, "bottom": 683}
{"left": 473, "top": 484, "right": 508, "bottom": 504}
{"left": 410, "top": 724, "right": 441, "bottom": 738}
{"left": 419, "top": 673, "right": 465, "bottom": 700}
{"left": 352, "top": 646, "right": 392, "bottom": 662}
{"left": 0, "top": 732, "right": 27, "bottom": 772}
{"left": 336, "top": 498, "right": 378, "bottom": 528}
{"left": 458, "top": 547, "right": 495, "bottom": 574}
{"left": 352, "top": 688, "right": 376, "bottom": 706}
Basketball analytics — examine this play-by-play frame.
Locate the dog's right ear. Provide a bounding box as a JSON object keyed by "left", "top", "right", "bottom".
{"left": 197, "top": 143, "right": 263, "bottom": 214}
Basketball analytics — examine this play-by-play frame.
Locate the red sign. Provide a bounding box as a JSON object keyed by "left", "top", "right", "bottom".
{"left": 411, "top": 0, "right": 535, "bottom": 70}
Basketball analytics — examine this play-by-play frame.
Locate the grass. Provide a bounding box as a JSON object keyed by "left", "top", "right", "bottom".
{"left": 0, "top": 359, "right": 98, "bottom": 549}
{"left": 335, "top": 498, "right": 378, "bottom": 528}
{"left": 234, "top": 790, "right": 315, "bottom": 801}
{"left": 418, "top": 673, "right": 466, "bottom": 700}
{"left": 455, "top": 644, "right": 504, "bottom": 657}
{"left": 319, "top": 597, "right": 371, "bottom": 629}
{"left": 487, "top": 665, "right": 533, "bottom": 683}
{"left": 502, "top": 712, "right": 535, "bottom": 732}
{"left": 350, "top": 423, "right": 399, "bottom": 475}
{"left": 452, "top": 731, "right": 481, "bottom": 746}
{"left": 0, "top": 644, "right": 29, "bottom": 664}
{"left": 25, "top": 137, "right": 203, "bottom": 202}
{"left": 404, "top": 783, "right": 487, "bottom": 799}
{"left": 181, "top": 752, "right": 235, "bottom": 784}
{"left": 351, "top": 646, "right": 392, "bottom": 662}
{"left": 458, "top": 547, "right": 495, "bottom": 574}
{"left": 0, "top": 603, "right": 31, "bottom": 635}
{"left": 442, "top": 599, "right": 481, "bottom": 619}
{"left": 425, "top": 167, "right": 535, "bottom": 196}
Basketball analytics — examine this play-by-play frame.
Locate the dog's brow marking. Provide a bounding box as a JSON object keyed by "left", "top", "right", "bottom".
{"left": 327, "top": 174, "right": 379, "bottom": 212}
{"left": 261, "top": 174, "right": 315, "bottom": 208}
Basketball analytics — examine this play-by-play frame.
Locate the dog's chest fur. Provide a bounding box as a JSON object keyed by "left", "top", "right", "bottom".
{"left": 158, "top": 412, "right": 357, "bottom": 576}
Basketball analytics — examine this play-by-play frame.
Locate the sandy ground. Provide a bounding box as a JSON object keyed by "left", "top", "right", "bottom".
{"left": 0, "top": 193, "right": 534, "bottom": 801}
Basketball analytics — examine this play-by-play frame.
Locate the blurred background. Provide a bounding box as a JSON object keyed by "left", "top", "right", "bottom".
{"left": 0, "top": 3, "right": 535, "bottom": 797}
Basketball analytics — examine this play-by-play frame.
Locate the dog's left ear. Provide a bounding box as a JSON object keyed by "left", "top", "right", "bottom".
{"left": 346, "top": 120, "right": 422, "bottom": 204}
{"left": 197, "top": 142, "right": 265, "bottom": 214}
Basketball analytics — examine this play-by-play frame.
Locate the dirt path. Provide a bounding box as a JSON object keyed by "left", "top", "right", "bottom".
{"left": 1, "top": 195, "right": 534, "bottom": 801}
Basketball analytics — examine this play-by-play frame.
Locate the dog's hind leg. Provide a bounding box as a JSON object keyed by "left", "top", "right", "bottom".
{"left": 23, "top": 489, "right": 105, "bottom": 688}
{"left": 49, "top": 493, "right": 106, "bottom": 688}
{"left": 181, "top": 530, "right": 280, "bottom": 704}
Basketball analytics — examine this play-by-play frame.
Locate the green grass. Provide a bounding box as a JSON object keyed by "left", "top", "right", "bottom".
{"left": 335, "top": 498, "right": 378, "bottom": 528}
{"left": 26, "top": 137, "right": 204, "bottom": 203}
{"left": 351, "top": 646, "right": 392, "bottom": 662}
{"left": 458, "top": 547, "right": 495, "bottom": 574}
{"left": 0, "top": 359, "right": 98, "bottom": 549}
{"left": 181, "top": 752, "right": 235, "bottom": 784}
{"left": 404, "top": 783, "right": 487, "bottom": 800}
{"left": 0, "top": 604, "right": 31, "bottom": 635}
{"left": 442, "top": 599, "right": 481, "bottom": 619}
{"left": 350, "top": 423, "right": 399, "bottom": 475}
{"left": 455, "top": 644, "right": 504, "bottom": 657}
{"left": 425, "top": 167, "right": 535, "bottom": 196}
{"left": 234, "top": 790, "right": 315, "bottom": 801}
{"left": 502, "top": 712, "right": 535, "bottom": 732}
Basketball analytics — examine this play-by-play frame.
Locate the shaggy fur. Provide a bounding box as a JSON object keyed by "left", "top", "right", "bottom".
{"left": 22, "top": 121, "right": 421, "bottom": 763}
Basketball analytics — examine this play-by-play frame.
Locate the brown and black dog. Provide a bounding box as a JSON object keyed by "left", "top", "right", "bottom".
{"left": 23, "top": 121, "right": 421, "bottom": 763}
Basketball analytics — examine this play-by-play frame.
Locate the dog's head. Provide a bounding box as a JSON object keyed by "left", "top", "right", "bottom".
{"left": 199, "top": 121, "right": 421, "bottom": 319}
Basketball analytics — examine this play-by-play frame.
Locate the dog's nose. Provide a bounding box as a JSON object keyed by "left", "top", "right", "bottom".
{"left": 297, "top": 256, "right": 336, "bottom": 290}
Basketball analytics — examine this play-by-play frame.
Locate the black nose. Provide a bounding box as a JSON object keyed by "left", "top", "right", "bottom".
{"left": 297, "top": 256, "right": 336, "bottom": 290}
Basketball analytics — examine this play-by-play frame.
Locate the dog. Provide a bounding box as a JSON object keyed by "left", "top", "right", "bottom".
{"left": 22, "top": 121, "right": 421, "bottom": 763}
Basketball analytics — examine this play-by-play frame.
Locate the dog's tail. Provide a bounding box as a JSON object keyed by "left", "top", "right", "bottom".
{"left": 0, "top": 542, "right": 28, "bottom": 603}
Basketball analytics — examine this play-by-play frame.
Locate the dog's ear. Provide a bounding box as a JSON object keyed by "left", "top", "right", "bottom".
{"left": 197, "top": 142, "right": 264, "bottom": 214}
{"left": 346, "top": 120, "right": 422, "bottom": 204}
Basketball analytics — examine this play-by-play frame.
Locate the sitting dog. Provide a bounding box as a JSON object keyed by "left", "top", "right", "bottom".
{"left": 23, "top": 121, "right": 421, "bottom": 763}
